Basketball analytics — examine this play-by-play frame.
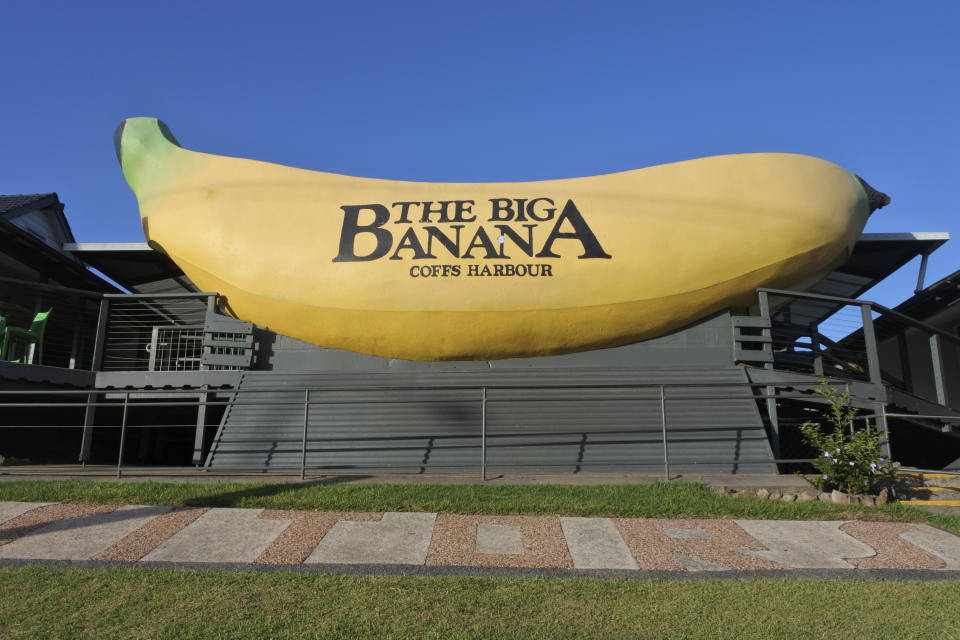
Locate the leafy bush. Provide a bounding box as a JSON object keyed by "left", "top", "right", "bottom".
{"left": 798, "top": 381, "right": 897, "bottom": 494}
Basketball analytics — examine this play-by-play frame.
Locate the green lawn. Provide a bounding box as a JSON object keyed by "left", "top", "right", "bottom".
{"left": 0, "top": 567, "right": 957, "bottom": 639}
{"left": 0, "top": 478, "right": 957, "bottom": 533}
{"left": 2, "top": 481, "right": 957, "bottom": 638}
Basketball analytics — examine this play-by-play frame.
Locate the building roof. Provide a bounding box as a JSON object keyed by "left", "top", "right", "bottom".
{"left": 62, "top": 243, "right": 199, "bottom": 295}
{"left": 0, "top": 193, "right": 115, "bottom": 291}
{"left": 0, "top": 193, "right": 59, "bottom": 216}
{"left": 884, "top": 267, "right": 960, "bottom": 321}
{"left": 769, "top": 232, "right": 950, "bottom": 330}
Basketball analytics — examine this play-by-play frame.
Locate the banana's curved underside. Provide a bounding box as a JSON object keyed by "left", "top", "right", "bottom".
{"left": 115, "top": 118, "right": 883, "bottom": 361}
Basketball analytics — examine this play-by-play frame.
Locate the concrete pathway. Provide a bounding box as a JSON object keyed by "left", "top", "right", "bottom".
{"left": 1, "top": 501, "right": 959, "bottom": 576}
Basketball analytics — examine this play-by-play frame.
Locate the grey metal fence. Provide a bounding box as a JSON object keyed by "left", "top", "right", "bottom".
{"left": 0, "top": 381, "right": 890, "bottom": 480}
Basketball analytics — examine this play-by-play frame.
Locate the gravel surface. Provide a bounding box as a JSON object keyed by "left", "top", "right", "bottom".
{"left": 254, "top": 510, "right": 383, "bottom": 564}
{"left": 840, "top": 521, "right": 944, "bottom": 570}
{"left": 426, "top": 515, "right": 573, "bottom": 568}
{"left": 93, "top": 507, "right": 209, "bottom": 562}
{"left": 614, "top": 519, "right": 786, "bottom": 570}
{"left": 0, "top": 502, "right": 957, "bottom": 571}
{"left": 0, "top": 504, "right": 116, "bottom": 546}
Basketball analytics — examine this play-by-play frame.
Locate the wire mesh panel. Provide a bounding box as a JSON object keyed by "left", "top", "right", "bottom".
{"left": 101, "top": 296, "right": 210, "bottom": 371}
{"left": 147, "top": 325, "right": 205, "bottom": 371}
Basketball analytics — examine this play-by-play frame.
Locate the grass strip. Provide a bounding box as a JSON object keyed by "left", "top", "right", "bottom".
{"left": 1, "top": 566, "right": 958, "bottom": 639}
{"left": 0, "top": 479, "right": 957, "bottom": 533}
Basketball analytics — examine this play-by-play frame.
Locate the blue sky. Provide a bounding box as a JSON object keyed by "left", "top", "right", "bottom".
{"left": 3, "top": 1, "right": 957, "bottom": 306}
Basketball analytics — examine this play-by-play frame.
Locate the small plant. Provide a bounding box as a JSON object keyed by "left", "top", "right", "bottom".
{"left": 798, "top": 380, "right": 897, "bottom": 494}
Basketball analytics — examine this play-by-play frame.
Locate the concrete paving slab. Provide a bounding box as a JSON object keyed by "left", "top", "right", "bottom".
{"left": 735, "top": 520, "right": 875, "bottom": 569}
{"left": 0, "top": 502, "right": 51, "bottom": 525}
{"left": 142, "top": 508, "right": 292, "bottom": 564}
{"left": 560, "top": 517, "right": 638, "bottom": 570}
{"left": 0, "top": 505, "right": 169, "bottom": 560}
{"left": 476, "top": 524, "right": 523, "bottom": 555}
{"left": 674, "top": 553, "right": 730, "bottom": 571}
{"left": 306, "top": 512, "right": 436, "bottom": 565}
{"left": 900, "top": 525, "right": 960, "bottom": 569}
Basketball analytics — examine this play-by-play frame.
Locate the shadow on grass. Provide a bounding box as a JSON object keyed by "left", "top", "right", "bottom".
{"left": 181, "top": 475, "right": 374, "bottom": 508}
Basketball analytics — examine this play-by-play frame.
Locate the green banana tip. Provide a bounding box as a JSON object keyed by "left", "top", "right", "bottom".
{"left": 113, "top": 118, "right": 181, "bottom": 166}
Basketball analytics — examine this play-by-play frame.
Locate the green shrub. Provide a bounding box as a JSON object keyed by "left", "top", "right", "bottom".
{"left": 798, "top": 380, "right": 897, "bottom": 494}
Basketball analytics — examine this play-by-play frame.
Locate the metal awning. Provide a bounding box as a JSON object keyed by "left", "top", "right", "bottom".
{"left": 63, "top": 243, "right": 200, "bottom": 295}
{"left": 768, "top": 232, "right": 950, "bottom": 331}
{"left": 811, "top": 233, "right": 949, "bottom": 299}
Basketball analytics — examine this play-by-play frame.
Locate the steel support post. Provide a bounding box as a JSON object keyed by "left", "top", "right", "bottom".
{"left": 897, "top": 333, "right": 914, "bottom": 393}
{"left": 915, "top": 252, "right": 929, "bottom": 294}
{"left": 301, "top": 389, "right": 310, "bottom": 481}
{"left": 116, "top": 391, "right": 129, "bottom": 479}
{"left": 877, "top": 402, "right": 892, "bottom": 459}
{"left": 860, "top": 303, "right": 882, "bottom": 385}
{"left": 758, "top": 290, "right": 781, "bottom": 458}
{"left": 69, "top": 322, "right": 80, "bottom": 370}
{"left": 758, "top": 291, "right": 773, "bottom": 371}
{"left": 811, "top": 323, "right": 823, "bottom": 377}
{"left": 929, "top": 334, "right": 947, "bottom": 406}
{"left": 192, "top": 385, "right": 209, "bottom": 466}
{"left": 80, "top": 297, "right": 110, "bottom": 463}
{"left": 660, "top": 385, "right": 670, "bottom": 482}
{"left": 765, "top": 389, "right": 782, "bottom": 458}
{"left": 481, "top": 387, "right": 487, "bottom": 482}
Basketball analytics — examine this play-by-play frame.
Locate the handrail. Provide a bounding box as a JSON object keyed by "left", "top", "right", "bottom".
{"left": 103, "top": 292, "right": 216, "bottom": 300}
{"left": 759, "top": 287, "right": 960, "bottom": 347}
{"left": 0, "top": 379, "right": 864, "bottom": 396}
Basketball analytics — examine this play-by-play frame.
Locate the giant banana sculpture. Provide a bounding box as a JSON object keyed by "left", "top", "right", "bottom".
{"left": 115, "top": 117, "right": 887, "bottom": 361}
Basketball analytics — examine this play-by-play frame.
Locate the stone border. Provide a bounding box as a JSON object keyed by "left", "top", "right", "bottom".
{"left": 714, "top": 486, "right": 891, "bottom": 506}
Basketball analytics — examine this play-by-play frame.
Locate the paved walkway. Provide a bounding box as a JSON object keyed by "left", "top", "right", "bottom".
{"left": 2, "top": 501, "right": 959, "bottom": 577}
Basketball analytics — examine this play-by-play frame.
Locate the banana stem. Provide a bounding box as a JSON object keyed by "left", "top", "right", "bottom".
{"left": 856, "top": 176, "right": 891, "bottom": 213}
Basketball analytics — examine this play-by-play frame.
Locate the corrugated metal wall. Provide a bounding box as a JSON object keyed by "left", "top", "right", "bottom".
{"left": 205, "top": 367, "right": 776, "bottom": 474}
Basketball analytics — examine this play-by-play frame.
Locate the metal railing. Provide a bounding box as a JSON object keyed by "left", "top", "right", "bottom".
{"left": 0, "top": 276, "right": 102, "bottom": 370}
{"left": 743, "top": 288, "right": 960, "bottom": 408}
{"left": 0, "top": 277, "right": 252, "bottom": 373}
{"left": 99, "top": 293, "right": 215, "bottom": 372}
{"left": 0, "top": 380, "right": 890, "bottom": 480}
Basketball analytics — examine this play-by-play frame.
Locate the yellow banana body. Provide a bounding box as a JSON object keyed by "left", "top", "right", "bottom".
{"left": 116, "top": 118, "right": 873, "bottom": 361}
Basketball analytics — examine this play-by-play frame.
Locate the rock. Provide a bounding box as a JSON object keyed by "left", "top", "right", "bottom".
{"left": 862, "top": 495, "right": 876, "bottom": 507}
{"left": 798, "top": 490, "right": 818, "bottom": 502}
{"left": 831, "top": 489, "right": 844, "bottom": 504}
{"left": 736, "top": 489, "right": 756, "bottom": 498}
{"left": 877, "top": 487, "right": 889, "bottom": 505}
{"left": 781, "top": 493, "right": 796, "bottom": 502}
{"left": 819, "top": 492, "right": 832, "bottom": 502}
{"left": 769, "top": 491, "right": 782, "bottom": 500}
{"left": 756, "top": 488, "right": 770, "bottom": 499}
{"left": 849, "top": 494, "right": 862, "bottom": 505}
{"left": 714, "top": 486, "right": 730, "bottom": 495}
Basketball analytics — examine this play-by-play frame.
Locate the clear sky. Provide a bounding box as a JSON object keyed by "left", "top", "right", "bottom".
{"left": 3, "top": 1, "right": 957, "bottom": 307}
